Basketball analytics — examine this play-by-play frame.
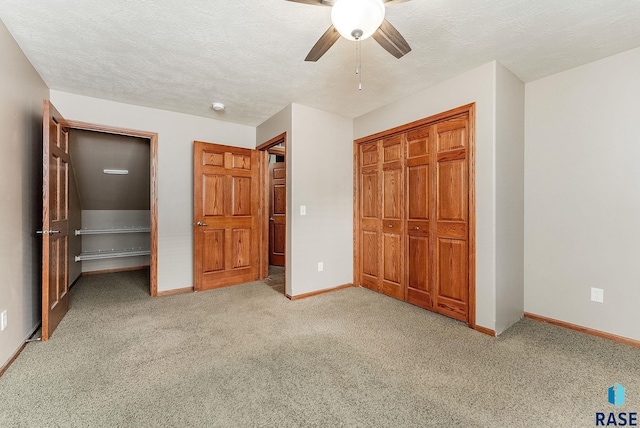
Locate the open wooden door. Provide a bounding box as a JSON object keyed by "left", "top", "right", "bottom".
{"left": 41, "top": 100, "right": 70, "bottom": 340}
{"left": 269, "top": 161, "right": 286, "bottom": 267}
{"left": 193, "top": 141, "right": 260, "bottom": 290}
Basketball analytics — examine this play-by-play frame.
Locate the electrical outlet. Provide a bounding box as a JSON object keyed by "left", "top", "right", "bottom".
{"left": 591, "top": 287, "right": 604, "bottom": 303}
{"left": 300, "top": 205, "right": 306, "bottom": 216}
{"left": 318, "top": 262, "right": 324, "bottom": 272}
{"left": 0, "top": 310, "right": 7, "bottom": 331}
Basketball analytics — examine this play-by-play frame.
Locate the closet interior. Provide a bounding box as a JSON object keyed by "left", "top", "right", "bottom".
{"left": 68, "top": 130, "right": 151, "bottom": 285}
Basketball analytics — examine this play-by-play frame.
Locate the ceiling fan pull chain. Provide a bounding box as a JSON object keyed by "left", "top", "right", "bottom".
{"left": 355, "top": 38, "right": 360, "bottom": 76}
{"left": 356, "top": 38, "right": 362, "bottom": 90}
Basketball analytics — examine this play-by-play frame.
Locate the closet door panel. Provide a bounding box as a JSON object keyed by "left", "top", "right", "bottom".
{"left": 381, "top": 136, "right": 403, "bottom": 300}
{"left": 407, "top": 126, "right": 429, "bottom": 158}
{"left": 358, "top": 141, "right": 381, "bottom": 291}
{"left": 406, "top": 235, "right": 431, "bottom": 308}
{"left": 433, "top": 116, "right": 469, "bottom": 322}
{"left": 382, "top": 232, "right": 403, "bottom": 299}
{"left": 407, "top": 165, "right": 429, "bottom": 219}
{"left": 361, "top": 172, "right": 379, "bottom": 219}
{"left": 437, "top": 159, "right": 467, "bottom": 221}
{"left": 436, "top": 238, "right": 468, "bottom": 321}
{"left": 383, "top": 135, "right": 402, "bottom": 161}
{"left": 383, "top": 142, "right": 401, "bottom": 163}
{"left": 405, "top": 128, "right": 432, "bottom": 309}
{"left": 362, "top": 230, "right": 378, "bottom": 275}
{"left": 436, "top": 118, "right": 467, "bottom": 152}
{"left": 361, "top": 142, "right": 379, "bottom": 168}
{"left": 383, "top": 168, "right": 402, "bottom": 219}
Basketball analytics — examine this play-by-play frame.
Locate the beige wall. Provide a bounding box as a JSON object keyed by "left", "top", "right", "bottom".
{"left": 257, "top": 104, "right": 353, "bottom": 296}
{"left": 256, "top": 105, "right": 294, "bottom": 294}
{"left": 290, "top": 104, "right": 353, "bottom": 295}
{"left": 495, "top": 63, "right": 525, "bottom": 334}
{"left": 524, "top": 46, "right": 640, "bottom": 341}
{"left": 354, "top": 62, "right": 499, "bottom": 332}
{"left": 0, "top": 19, "right": 49, "bottom": 368}
{"left": 50, "top": 90, "right": 256, "bottom": 292}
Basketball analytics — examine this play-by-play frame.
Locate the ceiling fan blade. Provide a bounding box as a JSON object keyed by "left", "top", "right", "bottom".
{"left": 383, "top": 0, "right": 411, "bottom": 4}
{"left": 305, "top": 25, "right": 340, "bottom": 61}
{"left": 372, "top": 19, "right": 411, "bottom": 59}
{"left": 284, "top": 0, "right": 333, "bottom": 6}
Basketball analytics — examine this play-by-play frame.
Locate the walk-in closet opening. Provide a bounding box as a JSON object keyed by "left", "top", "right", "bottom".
{"left": 68, "top": 130, "right": 152, "bottom": 292}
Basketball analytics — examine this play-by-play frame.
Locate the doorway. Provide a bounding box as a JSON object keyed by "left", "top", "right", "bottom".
{"left": 257, "top": 133, "right": 287, "bottom": 295}
{"left": 64, "top": 120, "right": 158, "bottom": 296}
{"left": 41, "top": 100, "right": 158, "bottom": 340}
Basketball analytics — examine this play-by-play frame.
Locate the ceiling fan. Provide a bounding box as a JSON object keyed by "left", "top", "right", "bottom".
{"left": 286, "top": 0, "right": 412, "bottom": 61}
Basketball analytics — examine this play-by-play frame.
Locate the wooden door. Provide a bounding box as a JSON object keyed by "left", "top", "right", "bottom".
{"left": 380, "top": 135, "right": 404, "bottom": 300}
{"left": 269, "top": 161, "right": 286, "bottom": 266}
{"left": 433, "top": 117, "right": 469, "bottom": 322}
{"left": 42, "top": 101, "right": 70, "bottom": 341}
{"left": 405, "top": 125, "right": 433, "bottom": 309}
{"left": 193, "top": 141, "right": 260, "bottom": 290}
{"left": 358, "top": 141, "right": 381, "bottom": 292}
{"left": 354, "top": 104, "right": 474, "bottom": 326}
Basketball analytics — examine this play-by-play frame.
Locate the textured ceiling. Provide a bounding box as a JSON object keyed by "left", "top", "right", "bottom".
{"left": 1, "top": 0, "right": 640, "bottom": 126}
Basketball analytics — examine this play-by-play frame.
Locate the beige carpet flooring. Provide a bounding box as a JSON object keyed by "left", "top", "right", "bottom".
{"left": 1, "top": 270, "right": 639, "bottom": 427}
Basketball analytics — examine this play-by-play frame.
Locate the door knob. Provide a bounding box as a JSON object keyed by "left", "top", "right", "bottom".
{"left": 269, "top": 218, "right": 275, "bottom": 221}
{"left": 415, "top": 227, "right": 420, "bottom": 230}
{"left": 196, "top": 222, "right": 208, "bottom": 227}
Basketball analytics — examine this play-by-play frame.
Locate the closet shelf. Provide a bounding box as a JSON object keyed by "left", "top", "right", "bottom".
{"left": 75, "top": 248, "right": 151, "bottom": 262}
{"left": 75, "top": 227, "right": 150, "bottom": 236}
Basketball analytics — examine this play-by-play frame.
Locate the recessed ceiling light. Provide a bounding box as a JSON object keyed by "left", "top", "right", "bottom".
{"left": 212, "top": 102, "right": 225, "bottom": 111}
{"left": 103, "top": 169, "right": 129, "bottom": 175}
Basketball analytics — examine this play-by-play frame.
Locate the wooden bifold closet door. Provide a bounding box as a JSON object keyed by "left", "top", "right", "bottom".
{"left": 355, "top": 105, "right": 474, "bottom": 325}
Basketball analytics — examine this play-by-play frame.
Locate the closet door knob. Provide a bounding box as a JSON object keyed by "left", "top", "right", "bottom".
{"left": 196, "top": 222, "right": 208, "bottom": 227}
{"left": 415, "top": 227, "right": 420, "bottom": 230}
{"left": 388, "top": 224, "right": 393, "bottom": 228}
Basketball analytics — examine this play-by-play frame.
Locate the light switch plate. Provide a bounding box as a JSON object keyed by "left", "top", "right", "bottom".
{"left": 0, "top": 310, "right": 7, "bottom": 331}
{"left": 300, "top": 205, "right": 306, "bottom": 216}
{"left": 318, "top": 262, "right": 323, "bottom": 272}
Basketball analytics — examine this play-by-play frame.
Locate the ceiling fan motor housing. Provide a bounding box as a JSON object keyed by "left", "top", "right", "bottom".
{"left": 331, "top": 0, "right": 386, "bottom": 41}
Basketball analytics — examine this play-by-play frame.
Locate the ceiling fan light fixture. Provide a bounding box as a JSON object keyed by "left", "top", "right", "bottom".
{"left": 331, "top": 0, "right": 385, "bottom": 41}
